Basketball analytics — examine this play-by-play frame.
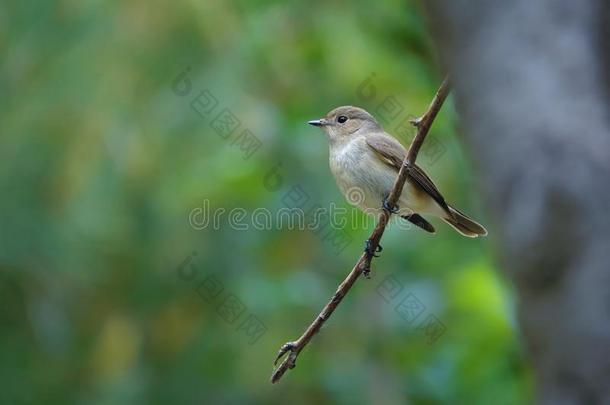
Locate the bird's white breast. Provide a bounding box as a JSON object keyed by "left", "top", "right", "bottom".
{"left": 329, "top": 136, "right": 398, "bottom": 214}
{"left": 328, "top": 136, "right": 434, "bottom": 216}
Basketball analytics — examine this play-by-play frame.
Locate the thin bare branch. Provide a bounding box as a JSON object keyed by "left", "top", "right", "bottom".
{"left": 271, "top": 76, "right": 452, "bottom": 384}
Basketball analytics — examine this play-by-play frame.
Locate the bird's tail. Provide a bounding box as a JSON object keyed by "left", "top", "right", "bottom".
{"left": 442, "top": 205, "right": 488, "bottom": 238}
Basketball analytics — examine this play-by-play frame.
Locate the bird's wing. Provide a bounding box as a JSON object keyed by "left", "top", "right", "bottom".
{"left": 365, "top": 132, "right": 451, "bottom": 215}
{"left": 402, "top": 213, "right": 436, "bottom": 233}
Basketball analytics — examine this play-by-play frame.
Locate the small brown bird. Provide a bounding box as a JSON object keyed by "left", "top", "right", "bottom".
{"left": 308, "top": 106, "right": 487, "bottom": 237}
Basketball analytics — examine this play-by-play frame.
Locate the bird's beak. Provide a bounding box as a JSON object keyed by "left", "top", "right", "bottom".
{"left": 307, "top": 118, "right": 327, "bottom": 127}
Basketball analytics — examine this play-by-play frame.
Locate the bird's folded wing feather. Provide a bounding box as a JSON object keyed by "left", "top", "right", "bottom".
{"left": 365, "top": 133, "right": 451, "bottom": 214}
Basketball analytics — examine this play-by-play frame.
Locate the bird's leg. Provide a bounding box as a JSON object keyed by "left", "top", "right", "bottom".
{"left": 382, "top": 195, "right": 399, "bottom": 214}
{"left": 363, "top": 239, "right": 383, "bottom": 278}
{"left": 364, "top": 239, "right": 383, "bottom": 257}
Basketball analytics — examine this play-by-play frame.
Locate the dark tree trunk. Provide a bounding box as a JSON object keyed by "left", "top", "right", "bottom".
{"left": 422, "top": 1, "right": 610, "bottom": 403}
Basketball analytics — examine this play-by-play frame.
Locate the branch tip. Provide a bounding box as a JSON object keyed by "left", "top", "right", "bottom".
{"left": 409, "top": 116, "right": 423, "bottom": 127}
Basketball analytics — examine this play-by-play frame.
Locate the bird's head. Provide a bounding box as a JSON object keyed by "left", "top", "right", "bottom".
{"left": 308, "top": 106, "right": 381, "bottom": 144}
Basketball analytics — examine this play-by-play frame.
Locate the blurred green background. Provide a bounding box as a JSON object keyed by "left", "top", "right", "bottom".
{"left": 0, "top": 1, "right": 533, "bottom": 404}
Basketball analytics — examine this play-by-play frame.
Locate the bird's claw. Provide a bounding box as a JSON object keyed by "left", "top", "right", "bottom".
{"left": 363, "top": 240, "right": 383, "bottom": 279}
{"left": 362, "top": 262, "right": 372, "bottom": 279}
{"left": 364, "top": 239, "right": 382, "bottom": 258}
{"left": 382, "top": 197, "right": 399, "bottom": 214}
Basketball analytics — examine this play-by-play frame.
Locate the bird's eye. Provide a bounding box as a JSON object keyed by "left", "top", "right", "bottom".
{"left": 337, "top": 115, "right": 348, "bottom": 124}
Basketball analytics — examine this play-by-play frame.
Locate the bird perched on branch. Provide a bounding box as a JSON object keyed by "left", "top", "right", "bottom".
{"left": 308, "top": 106, "right": 487, "bottom": 238}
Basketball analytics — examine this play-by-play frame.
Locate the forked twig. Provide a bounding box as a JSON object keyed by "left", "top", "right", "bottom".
{"left": 271, "top": 77, "right": 452, "bottom": 383}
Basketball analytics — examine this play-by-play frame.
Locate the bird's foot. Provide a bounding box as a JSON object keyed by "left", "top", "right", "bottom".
{"left": 363, "top": 239, "right": 382, "bottom": 278}
{"left": 382, "top": 196, "right": 399, "bottom": 214}
{"left": 362, "top": 262, "right": 372, "bottom": 279}
{"left": 364, "top": 239, "right": 383, "bottom": 257}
